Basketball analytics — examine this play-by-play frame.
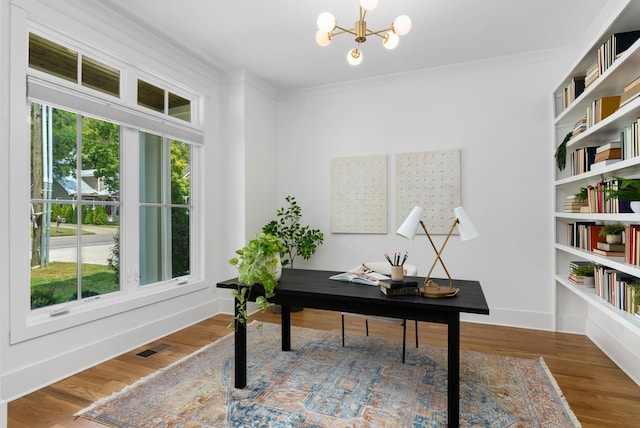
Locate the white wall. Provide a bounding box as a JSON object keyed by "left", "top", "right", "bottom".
{"left": 276, "top": 50, "right": 573, "bottom": 330}
{"left": 0, "top": 0, "right": 227, "bottom": 405}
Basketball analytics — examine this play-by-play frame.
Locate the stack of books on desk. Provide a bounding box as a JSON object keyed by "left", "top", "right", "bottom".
{"left": 380, "top": 280, "right": 419, "bottom": 296}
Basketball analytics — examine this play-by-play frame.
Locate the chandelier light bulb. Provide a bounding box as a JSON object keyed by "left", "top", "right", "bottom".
{"left": 383, "top": 31, "right": 399, "bottom": 49}
{"left": 315, "top": 30, "right": 332, "bottom": 47}
{"left": 359, "top": 0, "right": 379, "bottom": 11}
{"left": 347, "top": 48, "right": 363, "bottom": 66}
{"left": 317, "top": 12, "right": 336, "bottom": 32}
{"left": 392, "top": 15, "right": 412, "bottom": 36}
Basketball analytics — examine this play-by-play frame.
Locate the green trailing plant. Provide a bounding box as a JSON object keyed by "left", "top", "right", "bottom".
{"left": 602, "top": 177, "right": 640, "bottom": 202}
{"left": 263, "top": 195, "right": 324, "bottom": 269}
{"left": 555, "top": 132, "right": 571, "bottom": 171}
{"left": 228, "top": 233, "right": 286, "bottom": 328}
{"left": 599, "top": 222, "right": 625, "bottom": 237}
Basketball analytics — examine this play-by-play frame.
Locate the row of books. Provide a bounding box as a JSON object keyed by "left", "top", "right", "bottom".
{"left": 561, "top": 75, "right": 585, "bottom": 111}
{"left": 594, "top": 265, "right": 639, "bottom": 317}
{"left": 580, "top": 179, "right": 634, "bottom": 214}
{"left": 566, "top": 222, "right": 627, "bottom": 256}
{"left": 620, "top": 117, "right": 640, "bottom": 160}
{"left": 569, "top": 96, "right": 621, "bottom": 141}
{"left": 596, "top": 30, "right": 640, "bottom": 80}
{"left": 560, "top": 30, "right": 639, "bottom": 114}
{"left": 569, "top": 142, "right": 622, "bottom": 175}
{"left": 625, "top": 224, "right": 640, "bottom": 266}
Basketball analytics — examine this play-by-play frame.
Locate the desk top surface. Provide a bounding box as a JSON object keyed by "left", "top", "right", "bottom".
{"left": 217, "top": 268, "right": 489, "bottom": 316}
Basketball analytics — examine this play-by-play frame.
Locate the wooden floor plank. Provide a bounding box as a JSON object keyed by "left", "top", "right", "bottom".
{"left": 8, "top": 309, "right": 640, "bottom": 427}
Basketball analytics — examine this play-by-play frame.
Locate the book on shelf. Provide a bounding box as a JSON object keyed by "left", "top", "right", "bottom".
{"left": 329, "top": 271, "right": 389, "bottom": 286}
{"left": 596, "top": 241, "right": 626, "bottom": 252}
{"left": 594, "top": 148, "right": 621, "bottom": 162}
{"left": 585, "top": 60, "right": 600, "bottom": 87}
{"left": 596, "top": 142, "right": 621, "bottom": 153}
{"left": 379, "top": 281, "right": 419, "bottom": 296}
{"left": 620, "top": 74, "right": 640, "bottom": 106}
{"left": 592, "top": 248, "right": 625, "bottom": 257}
{"left": 562, "top": 75, "right": 586, "bottom": 110}
{"left": 566, "top": 222, "right": 601, "bottom": 250}
{"left": 572, "top": 114, "right": 587, "bottom": 137}
{"left": 587, "top": 96, "right": 621, "bottom": 128}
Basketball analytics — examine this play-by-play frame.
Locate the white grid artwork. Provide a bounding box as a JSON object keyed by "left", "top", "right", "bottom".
{"left": 331, "top": 155, "right": 388, "bottom": 233}
{"left": 396, "top": 150, "right": 461, "bottom": 234}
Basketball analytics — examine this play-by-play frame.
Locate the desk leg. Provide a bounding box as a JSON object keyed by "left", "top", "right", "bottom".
{"left": 234, "top": 310, "right": 247, "bottom": 389}
{"left": 281, "top": 305, "right": 291, "bottom": 351}
{"left": 448, "top": 312, "right": 460, "bottom": 428}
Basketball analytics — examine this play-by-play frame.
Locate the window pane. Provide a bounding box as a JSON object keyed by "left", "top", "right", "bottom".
{"left": 140, "top": 206, "right": 165, "bottom": 285}
{"left": 137, "top": 79, "right": 164, "bottom": 113}
{"left": 29, "top": 33, "right": 78, "bottom": 83}
{"left": 140, "top": 132, "right": 163, "bottom": 203}
{"left": 171, "top": 207, "right": 190, "bottom": 278}
{"left": 170, "top": 140, "right": 190, "bottom": 205}
{"left": 82, "top": 56, "right": 120, "bottom": 98}
{"left": 168, "top": 92, "right": 191, "bottom": 122}
{"left": 30, "top": 104, "right": 122, "bottom": 308}
{"left": 81, "top": 221, "right": 119, "bottom": 298}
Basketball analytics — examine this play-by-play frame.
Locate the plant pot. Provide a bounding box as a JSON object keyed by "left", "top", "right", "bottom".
{"left": 631, "top": 201, "right": 640, "bottom": 213}
{"left": 583, "top": 276, "right": 595, "bottom": 287}
{"left": 606, "top": 234, "right": 622, "bottom": 244}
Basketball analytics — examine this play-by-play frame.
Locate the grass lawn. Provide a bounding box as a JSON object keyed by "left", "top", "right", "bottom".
{"left": 49, "top": 226, "right": 94, "bottom": 237}
{"left": 31, "top": 262, "right": 119, "bottom": 308}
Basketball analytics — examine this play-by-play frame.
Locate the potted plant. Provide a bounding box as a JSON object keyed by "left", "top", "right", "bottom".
{"left": 602, "top": 176, "right": 640, "bottom": 213}
{"left": 599, "top": 222, "right": 625, "bottom": 244}
{"left": 571, "top": 262, "right": 595, "bottom": 287}
{"left": 263, "top": 195, "right": 324, "bottom": 269}
{"left": 263, "top": 195, "right": 324, "bottom": 313}
{"left": 228, "top": 233, "right": 286, "bottom": 328}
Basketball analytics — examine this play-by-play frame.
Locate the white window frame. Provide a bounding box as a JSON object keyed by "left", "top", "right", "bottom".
{"left": 8, "top": 18, "right": 205, "bottom": 344}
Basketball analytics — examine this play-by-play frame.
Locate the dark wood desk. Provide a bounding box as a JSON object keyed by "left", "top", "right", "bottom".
{"left": 217, "top": 268, "right": 489, "bottom": 428}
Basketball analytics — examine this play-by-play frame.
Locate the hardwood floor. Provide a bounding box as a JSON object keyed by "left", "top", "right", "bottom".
{"left": 8, "top": 309, "right": 640, "bottom": 427}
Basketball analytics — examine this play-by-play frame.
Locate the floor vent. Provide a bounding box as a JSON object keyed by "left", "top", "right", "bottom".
{"left": 136, "top": 343, "right": 172, "bottom": 359}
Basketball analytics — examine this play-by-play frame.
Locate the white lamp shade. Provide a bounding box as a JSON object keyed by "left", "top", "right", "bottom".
{"left": 393, "top": 15, "right": 412, "bottom": 36}
{"left": 315, "top": 30, "right": 332, "bottom": 47}
{"left": 454, "top": 206, "right": 479, "bottom": 241}
{"left": 383, "top": 31, "right": 399, "bottom": 49}
{"left": 359, "top": 0, "right": 379, "bottom": 11}
{"left": 347, "top": 48, "right": 363, "bottom": 65}
{"left": 317, "top": 12, "right": 336, "bottom": 32}
{"left": 396, "top": 206, "right": 424, "bottom": 240}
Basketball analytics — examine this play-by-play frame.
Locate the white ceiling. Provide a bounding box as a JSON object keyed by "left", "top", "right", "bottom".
{"left": 96, "top": 0, "right": 609, "bottom": 92}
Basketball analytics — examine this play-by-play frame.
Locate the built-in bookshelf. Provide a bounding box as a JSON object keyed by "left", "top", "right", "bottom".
{"left": 553, "top": 0, "right": 640, "bottom": 385}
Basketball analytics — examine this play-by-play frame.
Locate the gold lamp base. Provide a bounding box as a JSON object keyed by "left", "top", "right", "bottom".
{"left": 420, "top": 280, "right": 459, "bottom": 298}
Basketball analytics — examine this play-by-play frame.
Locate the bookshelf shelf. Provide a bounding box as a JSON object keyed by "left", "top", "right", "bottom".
{"left": 553, "top": 0, "right": 640, "bottom": 385}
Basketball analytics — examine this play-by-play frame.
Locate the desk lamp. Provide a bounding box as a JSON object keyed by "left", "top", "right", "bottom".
{"left": 396, "top": 206, "right": 478, "bottom": 297}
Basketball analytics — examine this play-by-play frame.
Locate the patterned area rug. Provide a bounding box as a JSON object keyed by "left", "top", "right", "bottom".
{"left": 76, "top": 322, "right": 580, "bottom": 427}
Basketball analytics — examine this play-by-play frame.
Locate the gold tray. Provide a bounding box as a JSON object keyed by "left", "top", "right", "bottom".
{"left": 420, "top": 285, "right": 459, "bottom": 298}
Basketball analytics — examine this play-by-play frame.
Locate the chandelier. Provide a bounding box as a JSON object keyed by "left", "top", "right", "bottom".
{"left": 315, "top": 0, "right": 412, "bottom": 66}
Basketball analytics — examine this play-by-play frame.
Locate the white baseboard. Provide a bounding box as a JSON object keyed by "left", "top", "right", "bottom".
{"left": 2, "top": 299, "right": 219, "bottom": 401}
{"left": 0, "top": 399, "right": 7, "bottom": 428}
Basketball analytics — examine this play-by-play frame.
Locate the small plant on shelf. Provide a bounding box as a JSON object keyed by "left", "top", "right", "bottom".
{"left": 571, "top": 263, "right": 595, "bottom": 277}
{"left": 599, "top": 222, "right": 626, "bottom": 237}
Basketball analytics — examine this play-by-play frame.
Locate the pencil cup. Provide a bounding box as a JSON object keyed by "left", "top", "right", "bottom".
{"left": 390, "top": 266, "right": 404, "bottom": 282}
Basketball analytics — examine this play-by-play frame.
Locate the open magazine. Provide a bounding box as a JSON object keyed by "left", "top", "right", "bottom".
{"left": 328, "top": 271, "right": 390, "bottom": 286}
